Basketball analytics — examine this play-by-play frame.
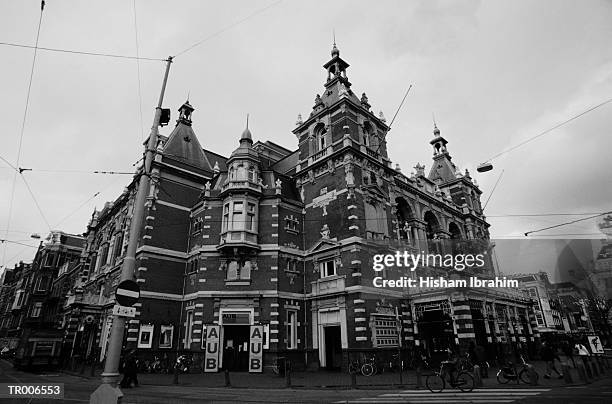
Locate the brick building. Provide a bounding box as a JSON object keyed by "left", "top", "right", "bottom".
{"left": 0, "top": 232, "right": 83, "bottom": 368}
{"left": 48, "top": 44, "right": 539, "bottom": 371}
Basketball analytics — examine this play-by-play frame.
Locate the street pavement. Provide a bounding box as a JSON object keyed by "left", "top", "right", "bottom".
{"left": 0, "top": 359, "right": 610, "bottom": 403}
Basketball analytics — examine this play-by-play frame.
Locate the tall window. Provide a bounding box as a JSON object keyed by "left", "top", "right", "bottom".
{"left": 232, "top": 202, "right": 244, "bottom": 230}
{"left": 113, "top": 231, "right": 124, "bottom": 262}
{"left": 248, "top": 166, "right": 256, "bottom": 182}
{"left": 246, "top": 203, "right": 256, "bottom": 231}
{"left": 99, "top": 244, "right": 109, "bottom": 269}
{"left": 314, "top": 124, "right": 327, "bottom": 152}
{"left": 31, "top": 302, "right": 42, "bottom": 318}
{"left": 185, "top": 310, "right": 194, "bottom": 346}
{"left": 223, "top": 204, "right": 230, "bottom": 232}
{"left": 226, "top": 260, "right": 252, "bottom": 280}
{"left": 320, "top": 260, "right": 336, "bottom": 278}
{"left": 287, "top": 310, "right": 297, "bottom": 349}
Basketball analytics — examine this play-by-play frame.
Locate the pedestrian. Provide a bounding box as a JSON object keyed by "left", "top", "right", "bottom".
{"left": 541, "top": 341, "right": 563, "bottom": 379}
{"left": 475, "top": 344, "right": 488, "bottom": 378}
{"left": 120, "top": 350, "right": 139, "bottom": 388}
{"left": 561, "top": 340, "right": 575, "bottom": 368}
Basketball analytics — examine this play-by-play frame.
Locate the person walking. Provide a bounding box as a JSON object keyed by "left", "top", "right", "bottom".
{"left": 120, "top": 350, "right": 139, "bottom": 388}
{"left": 541, "top": 341, "right": 563, "bottom": 379}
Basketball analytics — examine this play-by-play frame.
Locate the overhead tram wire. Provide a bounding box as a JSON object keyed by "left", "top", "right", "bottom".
{"left": 482, "top": 169, "right": 504, "bottom": 210}
{"left": 478, "top": 97, "right": 612, "bottom": 167}
{"left": 0, "top": 41, "right": 166, "bottom": 62}
{"left": 2, "top": 0, "right": 46, "bottom": 268}
{"left": 374, "top": 85, "right": 413, "bottom": 155}
{"left": 487, "top": 212, "right": 601, "bottom": 217}
{"left": 524, "top": 211, "right": 612, "bottom": 236}
{"left": 172, "top": 0, "right": 284, "bottom": 58}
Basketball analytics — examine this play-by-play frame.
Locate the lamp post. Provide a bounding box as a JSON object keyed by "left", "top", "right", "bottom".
{"left": 90, "top": 56, "right": 172, "bottom": 403}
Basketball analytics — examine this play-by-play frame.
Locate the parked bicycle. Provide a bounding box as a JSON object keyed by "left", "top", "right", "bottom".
{"left": 349, "top": 354, "right": 378, "bottom": 376}
{"left": 497, "top": 355, "right": 539, "bottom": 384}
{"left": 426, "top": 360, "right": 475, "bottom": 393}
{"left": 175, "top": 354, "right": 192, "bottom": 374}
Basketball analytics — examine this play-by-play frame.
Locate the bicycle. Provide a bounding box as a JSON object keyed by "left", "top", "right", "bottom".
{"left": 497, "top": 355, "right": 539, "bottom": 384}
{"left": 360, "top": 355, "right": 378, "bottom": 376}
{"left": 426, "top": 361, "right": 475, "bottom": 393}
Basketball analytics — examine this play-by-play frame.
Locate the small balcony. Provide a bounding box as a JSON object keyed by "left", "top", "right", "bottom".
{"left": 217, "top": 230, "right": 260, "bottom": 252}
{"left": 311, "top": 275, "right": 346, "bottom": 296}
{"left": 311, "top": 147, "right": 329, "bottom": 162}
{"left": 220, "top": 180, "right": 262, "bottom": 195}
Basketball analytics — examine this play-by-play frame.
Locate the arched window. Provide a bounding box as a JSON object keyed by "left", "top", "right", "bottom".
{"left": 314, "top": 124, "right": 328, "bottom": 152}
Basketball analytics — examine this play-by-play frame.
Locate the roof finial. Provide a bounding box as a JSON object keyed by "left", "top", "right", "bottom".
{"left": 432, "top": 112, "right": 440, "bottom": 136}
{"left": 246, "top": 113, "right": 249, "bottom": 129}
{"left": 331, "top": 30, "right": 339, "bottom": 57}
{"left": 187, "top": 90, "right": 190, "bottom": 103}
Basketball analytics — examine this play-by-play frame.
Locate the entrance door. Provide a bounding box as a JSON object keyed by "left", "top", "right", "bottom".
{"left": 222, "top": 325, "right": 250, "bottom": 371}
{"left": 324, "top": 326, "right": 342, "bottom": 370}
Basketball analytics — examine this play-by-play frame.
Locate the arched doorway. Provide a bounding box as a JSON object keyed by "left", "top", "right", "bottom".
{"left": 395, "top": 197, "right": 415, "bottom": 242}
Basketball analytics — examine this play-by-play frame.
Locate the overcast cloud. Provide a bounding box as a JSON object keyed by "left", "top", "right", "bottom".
{"left": 1, "top": 0, "right": 611, "bottom": 271}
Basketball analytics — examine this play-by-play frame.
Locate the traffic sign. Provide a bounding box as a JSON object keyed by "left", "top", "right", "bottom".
{"left": 115, "top": 280, "right": 140, "bottom": 307}
{"left": 112, "top": 305, "right": 136, "bottom": 318}
{"left": 588, "top": 335, "right": 604, "bottom": 354}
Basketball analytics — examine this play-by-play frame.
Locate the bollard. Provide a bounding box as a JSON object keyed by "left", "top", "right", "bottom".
{"left": 173, "top": 364, "right": 179, "bottom": 385}
{"left": 90, "top": 361, "right": 96, "bottom": 377}
{"left": 562, "top": 363, "right": 572, "bottom": 384}
{"left": 481, "top": 363, "right": 489, "bottom": 379}
{"left": 590, "top": 359, "right": 600, "bottom": 378}
{"left": 350, "top": 371, "right": 357, "bottom": 388}
{"left": 79, "top": 360, "right": 87, "bottom": 375}
{"left": 584, "top": 359, "right": 593, "bottom": 379}
{"left": 473, "top": 365, "right": 483, "bottom": 387}
{"left": 416, "top": 366, "right": 423, "bottom": 389}
{"left": 224, "top": 368, "right": 231, "bottom": 387}
{"left": 285, "top": 367, "right": 291, "bottom": 388}
{"left": 398, "top": 367, "right": 403, "bottom": 386}
{"left": 576, "top": 362, "right": 589, "bottom": 384}
{"left": 527, "top": 364, "right": 538, "bottom": 386}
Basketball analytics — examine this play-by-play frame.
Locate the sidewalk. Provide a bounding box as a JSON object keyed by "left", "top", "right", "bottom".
{"left": 61, "top": 359, "right": 610, "bottom": 390}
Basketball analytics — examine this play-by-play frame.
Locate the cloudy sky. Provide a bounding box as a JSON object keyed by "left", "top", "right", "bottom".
{"left": 1, "top": 0, "right": 611, "bottom": 271}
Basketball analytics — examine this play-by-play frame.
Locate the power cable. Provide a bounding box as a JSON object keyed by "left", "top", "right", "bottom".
{"left": 132, "top": 0, "right": 145, "bottom": 141}
{"left": 487, "top": 213, "right": 601, "bottom": 217}
{"left": 2, "top": 0, "right": 46, "bottom": 268}
{"left": 0, "top": 41, "right": 165, "bottom": 62}
{"left": 173, "top": 0, "right": 284, "bottom": 58}
{"left": 0, "top": 239, "right": 39, "bottom": 249}
{"left": 524, "top": 211, "right": 611, "bottom": 236}
{"left": 20, "top": 168, "right": 134, "bottom": 175}
{"left": 19, "top": 174, "right": 52, "bottom": 232}
{"left": 484, "top": 97, "right": 612, "bottom": 163}
{"left": 482, "top": 169, "right": 504, "bottom": 210}
{"left": 54, "top": 192, "right": 100, "bottom": 228}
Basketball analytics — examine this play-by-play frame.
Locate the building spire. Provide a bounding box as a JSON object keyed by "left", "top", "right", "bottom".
{"left": 240, "top": 113, "right": 253, "bottom": 145}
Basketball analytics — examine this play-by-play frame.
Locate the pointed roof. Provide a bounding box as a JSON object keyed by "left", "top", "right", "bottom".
{"left": 162, "top": 103, "right": 209, "bottom": 171}
{"left": 427, "top": 124, "right": 459, "bottom": 184}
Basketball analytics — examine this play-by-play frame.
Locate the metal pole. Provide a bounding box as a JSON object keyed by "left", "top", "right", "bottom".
{"left": 98, "top": 56, "right": 173, "bottom": 386}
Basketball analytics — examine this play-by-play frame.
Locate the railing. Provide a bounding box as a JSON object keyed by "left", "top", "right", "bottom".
{"left": 312, "top": 147, "right": 329, "bottom": 162}
{"left": 311, "top": 275, "right": 345, "bottom": 295}
{"left": 220, "top": 180, "right": 262, "bottom": 193}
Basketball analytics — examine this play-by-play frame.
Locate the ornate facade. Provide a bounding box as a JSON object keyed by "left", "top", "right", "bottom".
{"left": 45, "top": 45, "right": 539, "bottom": 370}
